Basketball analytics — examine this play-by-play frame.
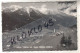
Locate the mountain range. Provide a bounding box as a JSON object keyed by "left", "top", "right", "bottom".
{"left": 2, "top": 6, "right": 46, "bottom": 32}
{"left": 2, "top": 2, "right": 76, "bottom": 32}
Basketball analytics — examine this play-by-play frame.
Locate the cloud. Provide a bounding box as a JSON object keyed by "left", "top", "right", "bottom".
{"left": 25, "top": 6, "right": 38, "bottom": 16}
{"left": 41, "top": 4, "right": 46, "bottom": 8}
{"left": 39, "top": 4, "right": 48, "bottom": 14}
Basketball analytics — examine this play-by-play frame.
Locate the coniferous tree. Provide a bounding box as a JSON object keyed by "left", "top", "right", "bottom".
{"left": 60, "top": 34, "right": 66, "bottom": 46}
{"left": 67, "top": 35, "right": 72, "bottom": 46}
{"left": 17, "top": 35, "right": 20, "bottom": 41}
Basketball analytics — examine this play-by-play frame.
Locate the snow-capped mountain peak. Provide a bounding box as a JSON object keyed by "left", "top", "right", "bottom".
{"left": 3, "top": 5, "right": 51, "bottom": 15}
{"left": 24, "top": 7, "right": 38, "bottom": 16}
{"left": 3, "top": 5, "right": 22, "bottom": 12}
{"left": 9, "top": 5, "right": 22, "bottom": 12}
{"left": 60, "top": 3, "right": 77, "bottom": 17}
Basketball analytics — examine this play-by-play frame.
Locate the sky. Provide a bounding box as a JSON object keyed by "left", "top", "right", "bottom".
{"left": 2, "top": 1, "right": 76, "bottom": 11}
{"left": 2, "top": 2, "right": 58, "bottom": 9}
{"left": 1, "top": 0, "right": 76, "bottom": 2}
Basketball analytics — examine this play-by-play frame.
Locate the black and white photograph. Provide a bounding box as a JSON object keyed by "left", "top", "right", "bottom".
{"left": 2, "top": 1, "right": 77, "bottom": 51}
